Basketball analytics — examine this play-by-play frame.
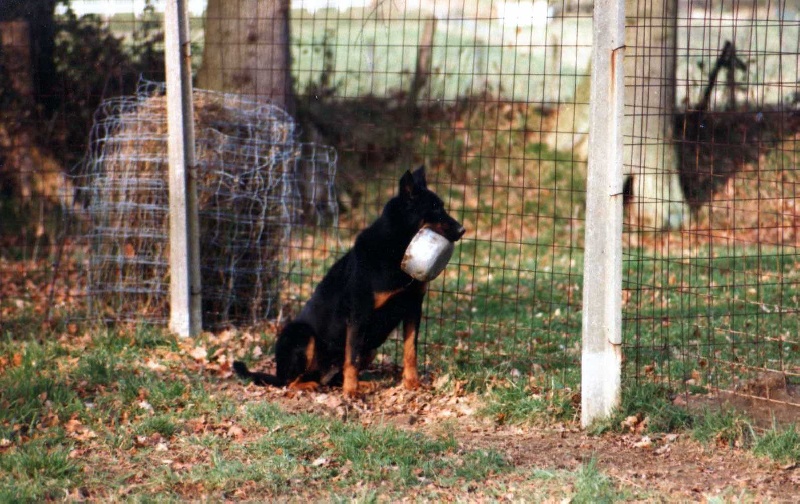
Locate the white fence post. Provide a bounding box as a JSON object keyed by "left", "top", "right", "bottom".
{"left": 581, "top": 0, "right": 625, "bottom": 427}
{"left": 165, "top": 0, "right": 202, "bottom": 337}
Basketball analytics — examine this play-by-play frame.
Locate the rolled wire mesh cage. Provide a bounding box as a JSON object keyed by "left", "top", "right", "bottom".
{"left": 75, "top": 80, "right": 337, "bottom": 328}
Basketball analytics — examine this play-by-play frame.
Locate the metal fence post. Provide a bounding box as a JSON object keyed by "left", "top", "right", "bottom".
{"left": 581, "top": 0, "right": 625, "bottom": 427}
{"left": 165, "top": 0, "right": 202, "bottom": 336}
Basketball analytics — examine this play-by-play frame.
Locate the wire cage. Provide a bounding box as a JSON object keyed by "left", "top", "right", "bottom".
{"left": 74, "top": 79, "right": 336, "bottom": 329}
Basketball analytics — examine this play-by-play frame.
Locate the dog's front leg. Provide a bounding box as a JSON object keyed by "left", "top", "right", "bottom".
{"left": 402, "top": 303, "right": 423, "bottom": 390}
{"left": 343, "top": 323, "right": 361, "bottom": 397}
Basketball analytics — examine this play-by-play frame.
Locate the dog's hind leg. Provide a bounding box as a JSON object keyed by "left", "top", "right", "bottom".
{"left": 273, "top": 321, "right": 319, "bottom": 387}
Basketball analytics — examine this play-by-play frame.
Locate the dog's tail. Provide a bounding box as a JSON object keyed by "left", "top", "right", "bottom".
{"left": 232, "top": 361, "right": 285, "bottom": 387}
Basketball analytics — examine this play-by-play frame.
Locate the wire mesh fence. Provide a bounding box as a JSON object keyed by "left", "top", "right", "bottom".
{"left": 623, "top": 0, "right": 800, "bottom": 408}
{"left": 287, "top": 0, "right": 592, "bottom": 387}
{"left": 1, "top": 0, "right": 799, "bottom": 413}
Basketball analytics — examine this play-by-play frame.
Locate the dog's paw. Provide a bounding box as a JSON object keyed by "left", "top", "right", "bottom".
{"left": 288, "top": 379, "right": 320, "bottom": 392}
{"left": 342, "top": 380, "right": 359, "bottom": 398}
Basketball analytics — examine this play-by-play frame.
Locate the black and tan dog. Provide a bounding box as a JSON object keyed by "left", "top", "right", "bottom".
{"left": 233, "top": 167, "right": 465, "bottom": 396}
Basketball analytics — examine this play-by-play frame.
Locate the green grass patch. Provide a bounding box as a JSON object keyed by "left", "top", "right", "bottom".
{"left": 692, "top": 408, "right": 756, "bottom": 449}
{"left": 480, "top": 379, "right": 577, "bottom": 424}
{"left": 754, "top": 424, "right": 800, "bottom": 464}
{"left": 0, "top": 436, "right": 78, "bottom": 502}
{"left": 588, "top": 381, "right": 693, "bottom": 435}
{"left": 241, "top": 402, "right": 509, "bottom": 494}
{"left": 0, "top": 342, "right": 83, "bottom": 438}
{"left": 623, "top": 249, "right": 800, "bottom": 393}
{"left": 572, "top": 457, "right": 626, "bottom": 504}
{"left": 522, "top": 459, "right": 634, "bottom": 503}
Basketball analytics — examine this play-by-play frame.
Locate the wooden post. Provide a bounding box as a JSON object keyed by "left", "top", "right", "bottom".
{"left": 165, "top": 0, "right": 202, "bottom": 337}
{"left": 581, "top": 0, "right": 624, "bottom": 427}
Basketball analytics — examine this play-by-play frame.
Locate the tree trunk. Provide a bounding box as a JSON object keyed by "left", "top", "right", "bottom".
{"left": 197, "top": 0, "right": 294, "bottom": 112}
{"left": 0, "top": 20, "right": 35, "bottom": 201}
{"left": 406, "top": 16, "right": 437, "bottom": 120}
{"left": 624, "top": 0, "right": 688, "bottom": 229}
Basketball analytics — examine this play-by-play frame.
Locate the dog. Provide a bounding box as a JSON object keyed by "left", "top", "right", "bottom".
{"left": 233, "top": 166, "right": 465, "bottom": 396}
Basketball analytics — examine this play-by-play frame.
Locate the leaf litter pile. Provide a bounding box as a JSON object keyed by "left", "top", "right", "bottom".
{"left": 1, "top": 260, "right": 800, "bottom": 501}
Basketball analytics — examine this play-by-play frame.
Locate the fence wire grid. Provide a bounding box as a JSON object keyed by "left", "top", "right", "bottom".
{"left": 624, "top": 0, "right": 800, "bottom": 410}
{"left": 0, "top": 0, "right": 799, "bottom": 412}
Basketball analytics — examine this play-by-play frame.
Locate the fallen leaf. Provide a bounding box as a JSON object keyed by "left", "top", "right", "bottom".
{"left": 65, "top": 418, "right": 83, "bottom": 434}
{"left": 145, "top": 359, "right": 167, "bottom": 372}
{"left": 189, "top": 346, "right": 208, "bottom": 361}
{"left": 227, "top": 425, "right": 244, "bottom": 439}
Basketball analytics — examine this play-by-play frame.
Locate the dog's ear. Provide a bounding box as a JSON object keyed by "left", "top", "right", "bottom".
{"left": 399, "top": 170, "right": 416, "bottom": 198}
{"left": 412, "top": 165, "right": 428, "bottom": 189}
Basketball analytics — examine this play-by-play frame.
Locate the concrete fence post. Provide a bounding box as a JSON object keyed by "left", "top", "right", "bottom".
{"left": 581, "top": 0, "right": 625, "bottom": 427}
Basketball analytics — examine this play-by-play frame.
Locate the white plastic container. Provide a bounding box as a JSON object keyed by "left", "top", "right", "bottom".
{"left": 401, "top": 228, "right": 455, "bottom": 281}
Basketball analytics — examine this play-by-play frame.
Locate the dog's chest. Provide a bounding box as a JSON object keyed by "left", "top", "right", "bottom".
{"left": 372, "top": 280, "right": 426, "bottom": 311}
{"left": 360, "top": 284, "right": 425, "bottom": 344}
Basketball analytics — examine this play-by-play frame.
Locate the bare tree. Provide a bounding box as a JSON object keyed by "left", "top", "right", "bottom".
{"left": 197, "top": 0, "right": 294, "bottom": 112}
{"left": 624, "top": 0, "right": 688, "bottom": 229}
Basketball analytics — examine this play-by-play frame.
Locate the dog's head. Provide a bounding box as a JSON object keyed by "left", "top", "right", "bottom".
{"left": 396, "top": 166, "right": 465, "bottom": 242}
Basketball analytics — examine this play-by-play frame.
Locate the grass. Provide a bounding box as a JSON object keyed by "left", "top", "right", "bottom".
{"left": 691, "top": 410, "right": 800, "bottom": 464}
{"left": 572, "top": 457, "right": 628, "bottom": 504}
{"left": 1, "top": 297, "right": 797, "bottom": 500}
{"left": 692, "top": 408, "right": 757, "bottom": 449}
{"left": 583, "top": 378, "right": 800, "bottom": 468}
{"left": 586, "top": 381, "right": 694, "bottom": 436}
{"left": 0, "top": 437, "right": 78, "bottom": 502}
{"left": 754, "top": 424, "right": 800, "bottom": 464}
{"left": 480, "top": 377, "right": 578, "bottom": 424}
{"left": 0, "top": 324, "right": 521, "bottom": 501}
{"left": 244, "top": 401, "right": 509, "bottom": 489}
{"left": 622, "top": 246, "right": 800, "bottom": 398}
